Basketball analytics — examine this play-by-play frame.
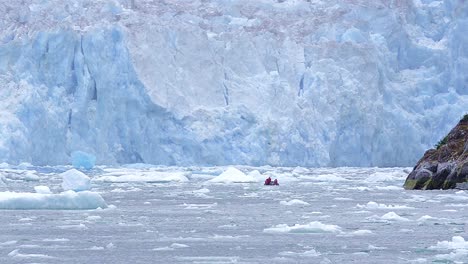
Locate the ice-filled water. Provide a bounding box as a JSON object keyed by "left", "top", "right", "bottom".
{"left": 0, "top": 165, "right": 467, "bottom": 263}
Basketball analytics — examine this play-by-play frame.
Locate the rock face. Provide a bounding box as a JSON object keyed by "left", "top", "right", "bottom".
{"left": 404, "top": 115, "right": 468, "bottom": 190}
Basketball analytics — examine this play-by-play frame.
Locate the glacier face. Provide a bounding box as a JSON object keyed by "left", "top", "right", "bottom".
{"left": 0, "top": 0, "right": 466, "bottom": 167}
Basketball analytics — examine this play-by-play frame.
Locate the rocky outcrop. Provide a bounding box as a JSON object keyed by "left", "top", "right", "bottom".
{"left": 404, "top": 115, "right": 468, "bottom": 190}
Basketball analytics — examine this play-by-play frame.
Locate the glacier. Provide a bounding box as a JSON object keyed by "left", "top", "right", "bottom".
{"left": 0, "top": 0, "right": 466, "bottom": 167}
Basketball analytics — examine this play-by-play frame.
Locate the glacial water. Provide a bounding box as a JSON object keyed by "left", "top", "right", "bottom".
{"left": 0, "top": 166, "right": 467, "bottom": 263}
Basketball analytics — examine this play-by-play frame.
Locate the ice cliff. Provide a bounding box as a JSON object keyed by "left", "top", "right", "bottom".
{"left": 0, "top": 0, "right": 466, "bottom": 167}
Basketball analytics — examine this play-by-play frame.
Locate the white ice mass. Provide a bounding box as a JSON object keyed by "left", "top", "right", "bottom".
{"left": 0, "top": 0, "right": 466, "bottom": 167}
{"left": 207, "top": 167, "right": 257, "bottom": 183}
{"left": 61, "top": 169, "right": 91, "bottom": 192}
{"left": 0, "top": 190, "right": 107, "bottom": 210}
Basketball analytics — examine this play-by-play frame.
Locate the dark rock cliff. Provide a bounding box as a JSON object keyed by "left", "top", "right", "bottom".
{"left": 404, "top": 115, "right": 468, "bottom": 190}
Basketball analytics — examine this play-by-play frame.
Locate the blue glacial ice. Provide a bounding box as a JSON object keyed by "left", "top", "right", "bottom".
{"left": 71, "top": 151, "right": 96, "bottom": 170}
{"left": 0, "top": 0, "right": 466, "bottom": 167}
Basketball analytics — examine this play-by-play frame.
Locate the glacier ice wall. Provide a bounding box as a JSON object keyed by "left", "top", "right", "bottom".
{"left": 0, "top": 0, "right": 466, "bottom": 167}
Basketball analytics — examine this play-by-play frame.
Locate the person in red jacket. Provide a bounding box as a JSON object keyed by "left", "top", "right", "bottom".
{"left": 273, "top": 179, "right": 279, "bottom": 185}
{"left": 264, "top": 177, "right": 272, "bottom": 185}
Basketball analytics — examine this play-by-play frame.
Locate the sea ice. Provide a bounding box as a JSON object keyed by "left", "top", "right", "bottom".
{"left": 264, "top": 221, "right": 341, "bottom": 234}
{"left": 0, "top": 190, "right": 107, "bottom": 209}
{"left": 430, "top": 236, "right": 468, "bottom": 250}
{"left": 380, "top": 212, "right": 410, "bottom": 222}
{"left": 357, "top": 201, "right": 414, "bottom": 210}
{"left": 366, "top": 171, "right": 407, "bottom": 182}
{"left": 96, "top": 171, "right": 189, "bottom": 183}
{"left": 431, "top": 236, "right": 468, "bottom": 262}
{"left": 61, "top": 169, "right": 91, "bottom": 191}
{"left": 280, "top": 199, "right": 309, "bottom": 206}
{"left": 8, "top": 249, "right": 54, "bottom": 259}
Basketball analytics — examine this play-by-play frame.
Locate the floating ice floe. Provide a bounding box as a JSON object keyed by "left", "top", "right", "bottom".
{"left": 430, "top": 236, "right": 468, "bottom": 250}
{"left": 375, "top": 186, "right": 403, "bottom": 191}
{"left": 300, "top": 174, "right": 349, "bottom": 182}
{"left": 71, "top": 151, "right": 96, "bottom": 170}
{"left": 154, "top": 243, "right": 190, "bottom": 251}
{"left": 279, "top": 248, "right": 320, "bottom": 257}
{"left": 430, "top": 236, "right": 468, "bottom": 262}
{"left": 34, "top": 186, "right": 52, "bottom": 194}
{"left": 96, "top": 171, "right": 189, "bottom": 183}
{"left": 280, "top": 199, "right": 309, "bottom": 206}
{"left": 356, "top": 201, "right": 414, "bottom": 210}
{"left": 350, "top": 230, "right": 373, "bottom": 236}
{"left": 264, "top": 221, "right": 341, "bottom": 234}
{"left": 380, "top": 212, "right": 410, "bottom": 221}
{"left": 8, "top": 249, "right": 54, "bottom": 259}
{"left": 417, "top": 215, "right": 435, "bottom": 222}
{"left": 3, "top": 170, "right": 40, "bottom": 181}
{"left": 207, "top": 167, "right": 257, "bottom": 183}
{"left": 436, "top": 193, "right": 468, "bottom": 202}
{"left": 366, "top": 171, "right": 407, "bottom": 182}
{"left": 0, "top": 191, "right": 107, "bottom": 210}
{"left": 61, "top": 169, "right": 91, "bottom": 191}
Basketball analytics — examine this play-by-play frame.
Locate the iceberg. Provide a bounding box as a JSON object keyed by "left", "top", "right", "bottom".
{"left": 207, "top": 167, "right": 257, "bottom": 183}
{"left": 61, "top": 169, "right": 91, "bottom": 192}
{"left": 71, "top": 151, "right": 96, "bottom": 170}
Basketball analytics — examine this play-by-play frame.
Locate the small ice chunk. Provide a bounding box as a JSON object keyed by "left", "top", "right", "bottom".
{"left": 264, "top": 221, "right": 341, "bottom": 233}
{"left": 89, "top": 246, "right": 104, "bottom": 250}
{"left": 366, "top": 171, "right": 406, "bottom": 182}
{"left": 280, "top": 199, "right": 309, "bottom": 206}
{"left": 8, "top": 249, "right": 54, "bottom": 259}
{"left": 61, "top": 169, "right": 91, "bottom": 192}
{"left": 279, "top": 248, "right": 320, "bottom": 257}
{"left": 86, "top": 215, "right": 102, "bottom": 221}
{"left": 357, "top": 201, "right": 413, "bottom": 210}
{"left": 350, "top": 230, "right": 373, "bottom": 236}
{"left": 430, "top": 236, "right": 468, "bottom": 250}
{"left": 417, "top": 215, "right": 434, "bottom": 222}
{"left": 207, "top": 167, "right": 256, "bottom": 183}
{"left": 381, "top": 212, "right": 410, "bottom": 221}
{"left": 71, "top": 151, "right": 96, "bottom": 170}
{"left": 171, "top": 243, "right": 189, "bottom": 248}
{"left": 193, "top": 188, "right": 210, "bottom": 194}
{"left": 368, "top": 245, "right": 387, "bottom": 250}
{"left": 34, "top": 186, "right": 51, "bottom": 194}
